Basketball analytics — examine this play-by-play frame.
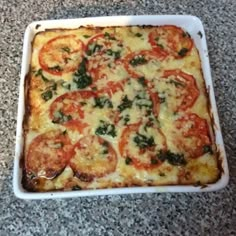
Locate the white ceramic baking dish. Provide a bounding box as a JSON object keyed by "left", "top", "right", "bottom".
{"left": 13, "top": 15, "right": 229, "bottom": 199}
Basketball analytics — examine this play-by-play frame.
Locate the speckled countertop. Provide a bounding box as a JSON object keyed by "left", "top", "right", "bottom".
{"left": 0, "top": 0, "right": 236, "bottom": 235}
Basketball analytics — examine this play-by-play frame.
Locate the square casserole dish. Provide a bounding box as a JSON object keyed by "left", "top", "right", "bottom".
{"left": 14, "top": 15, "right": 229, "bottom": 199}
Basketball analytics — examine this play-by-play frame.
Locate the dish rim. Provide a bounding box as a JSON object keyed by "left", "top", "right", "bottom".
{"left": 13, "top": 15, "right": 229, "bottom": 199}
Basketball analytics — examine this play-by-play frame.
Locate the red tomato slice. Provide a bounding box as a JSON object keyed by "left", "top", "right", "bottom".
{"left": 175, "top": 113, "right": 212, "bottom": 158}
{"left": 50, "top": 91, "right": 97, "bottom": 132}
{"left": 39, "top": 35, "right": 85, "bottom": 75}
{"left": 26, "top": 130, "right": 73, "bottom": 179}
{"left": 69, "top": 136, "right": 117, "bottom": 182}
{"left": 119, "top": 123, "right": 167, "bottom": 169}
{"left": 123, "top": 50, "right": 166, "bottom": 78}
{"left": 149, "top": 25, "right": 193, "bottom": 58}
{"left": 162, "top": 69, "right": 199, "bottom": 111}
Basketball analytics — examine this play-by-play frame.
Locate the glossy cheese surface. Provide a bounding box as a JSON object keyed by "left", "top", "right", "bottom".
{"left": 23, "top": 26, "right": 220, "bottom": 192}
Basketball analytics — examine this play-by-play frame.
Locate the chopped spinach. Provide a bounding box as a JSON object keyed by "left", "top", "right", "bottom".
{"left": 41, "top": 90, "right": 52, "bottom": 101}
{"left": 123, "top": 114, "right": 130, "bottom": 125}
{"left": 129, "top": 55, "right": 147, "bottom": 67}
{"left": 203, "top": 145, "right": 213, "bottom": 154}
{"left": 94, "top": 96, "right": 113, "bottom": 108}
{"left": 61, "top": 47, "right": 71, "bottom": 53}
{"left": 150, "top": 157, "right": 159, "bottom": 165}
{"left": 106, "top": 49, "right": 121, "bottom": 59}
{"left": 35, "top": 68, "right": 49, "bottom": 82}
{"left": 86, "top": 43, "right": 103, "bottom": 56}
{"left": 118, "top": 95, "right": 133, "bottom": 112}
{"left": 48, "top": 65, "right": 63, "bottom": 72}
{"left": 125, "top": 157, "right": 132, "bottom": 165}
{"left": 157, "top": 43, "right": 164, "bottom": 49}
{"left": 52, "top": 110, "right": 72, "bottom": 124}
{"left": 61, "top": 81, "right": 71, "bottom": 90}
{"left": 178, "top": 48, "right": 189, "bottom": 57}
{"left": 73, "top": 58, "right": 92, "bottom": 89}
{"left": 159, "top": 97, "right": 166, "bottom": 103}
{"left": 137, "top": 77, "right": 146, "bottom": 86}
{"left": 95, "top": 120, "right": 117, "bottom": 137}
{"left": 83, "top": 35, "right": 91, "bottom": 38}
{"left": 169, "top": 79, "right": 185, "bottom": 87}
{"left": 158, "top": 150, "right": 187, "bottom": 166}
{"left": 101, "top": 141, "right": 109, "bottom": 155}
{"left": 135, "top": 32, "right": 142, "bottom": 37}
{"left": 104, "top": 32, "right": 116, "bottom": 40}
{"left": 133, "top": 133, "right": 155, "bottom": 149}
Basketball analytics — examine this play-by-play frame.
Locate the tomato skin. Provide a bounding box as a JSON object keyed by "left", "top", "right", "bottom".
{"left": 175, "top": 113, "right": 212, "bottom": 158}
{"left": 149, "top": 25, "right": 193, "bottom": 58}
{"left": 26, "top": 130, "right": 73, "bottom": 179}
{"left": 50, "top": 91, "right": 97, "bottom": 132}
{"left": 39, "top": 35, "right": 85, "bottom": 75}
{"left": 119, "top": 123, "right": 167, "bottom": 169}
{"left": 162, "top": 69, "right": 199, "bottom": 111}
{"left": 70, "top": 136, "right": 117, "bottom": 181}
{"left": 123, "top": 50, "right": 166, "bottom": 78}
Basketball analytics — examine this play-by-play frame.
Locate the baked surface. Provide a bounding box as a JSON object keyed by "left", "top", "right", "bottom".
{"left": 22, "top": 26, "right": 220, "bottom": 191}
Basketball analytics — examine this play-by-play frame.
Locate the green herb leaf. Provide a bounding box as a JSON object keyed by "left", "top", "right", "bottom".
{"left": 137, "top": 77, "right": 146, "bottom": 86}
{"left": 52, "top": 110, "right": 72, "bottom": 124}
{"left": 203, "top": 145, "right": 213, "bottom": 154}
{"left": 133, "top": 133, "right": 155, "bottom": 149}
{"left": 48, "top": 65, "right": 63, "bottom": 72}
{"left": 135, "top": 32, "right": 142, "bottom": 37}
{"left": 86, "top": 43, "right": 103, "bottom": 56}
{"left": 158, "top": 150, "right": 187, "bottom": 166}
{"left": 35, "top": 69, "right": 49, "bottom": 82}
{"left": 125, "top": 157, "right": 132, "bottom": 165}
{"left": 129, "top": 55, "right": 147, "bottom": 67}
{"left": 72, "top": 186, "right": 82, "bottom": 191}
{"left": 104, "top": 32, "right": 116, "bottom": 40}
{"left": 83, "top": 35, "right": 91, "bottom": 38}
{"left": 118, "top": 95, "right": 133, "bottom": 112}
{"left": 169, "top": 79, "right": 185, "bottom": 87}
{"left": 94, "top": 96, "right": 113, "bottom": 108}
{"left": 61, "top": 47, "right": 71, "bottom": 53}
{"left": 95, "top": 120, "right": 117, "bottom": 137}
{"left": 41, "top": 90, "right": 53, "bottom": 101}
{"left": 73, "top": 58, "right": 92, "bottom": 89}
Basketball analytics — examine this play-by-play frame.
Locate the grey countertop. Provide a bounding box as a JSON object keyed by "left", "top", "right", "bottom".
{"left": 0, "top": 0, "right": 236, "bottom": 235}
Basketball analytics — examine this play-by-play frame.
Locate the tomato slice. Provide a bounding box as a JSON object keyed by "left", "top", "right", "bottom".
{"left": 119, "top": 123, "right": 167, "bottom": 169}
{"left": 149, "top": 25, "right": 193, "bottom": 58}
{"left": 50, "top": 91, "right": 97, "bottom": 132}
{"left": 69, "top": 136, "right": 117, "bottom": 182}
{"left": 39, "top": 35, "right": 85, "bottom": 75}
{"left": 175, "top": 113, "right": 212, "bottom": 158}
{"left": 123, "top": 50, "right": 166, "bottom": 79}
{"left": 26, "top": 130, "right": 73, "bottom": 179}
{"left": 161, "top": 69, "right": 199, "bottom": 111}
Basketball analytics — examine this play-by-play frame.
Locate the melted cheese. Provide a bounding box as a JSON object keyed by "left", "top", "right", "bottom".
{"left": 23, "top": 26, "right": 220, "bottom": 192}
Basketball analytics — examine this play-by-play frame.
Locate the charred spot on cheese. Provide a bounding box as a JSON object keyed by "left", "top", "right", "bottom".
{"left": 118, "top": 95, "right": 133, "bottom": 112}
{"left": 73, "top": 58, "right": 92, "bottom": 89}
{"left": 129, "top": 55, "right": 148, "bottom": 67}
{"left": 158, "top": 150, "right": 187, "bottom": 166}
{"left": 95, "top": 120, "right": 117, "bottom": 137}
{"left": 94, "top": 96, "right": 113, "bottom": 108}
{"left": 197, "top": 31, "right": 203, "bottom": 38}
{"left": 178, "top": 48, "right": 189, "bottom": 57}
